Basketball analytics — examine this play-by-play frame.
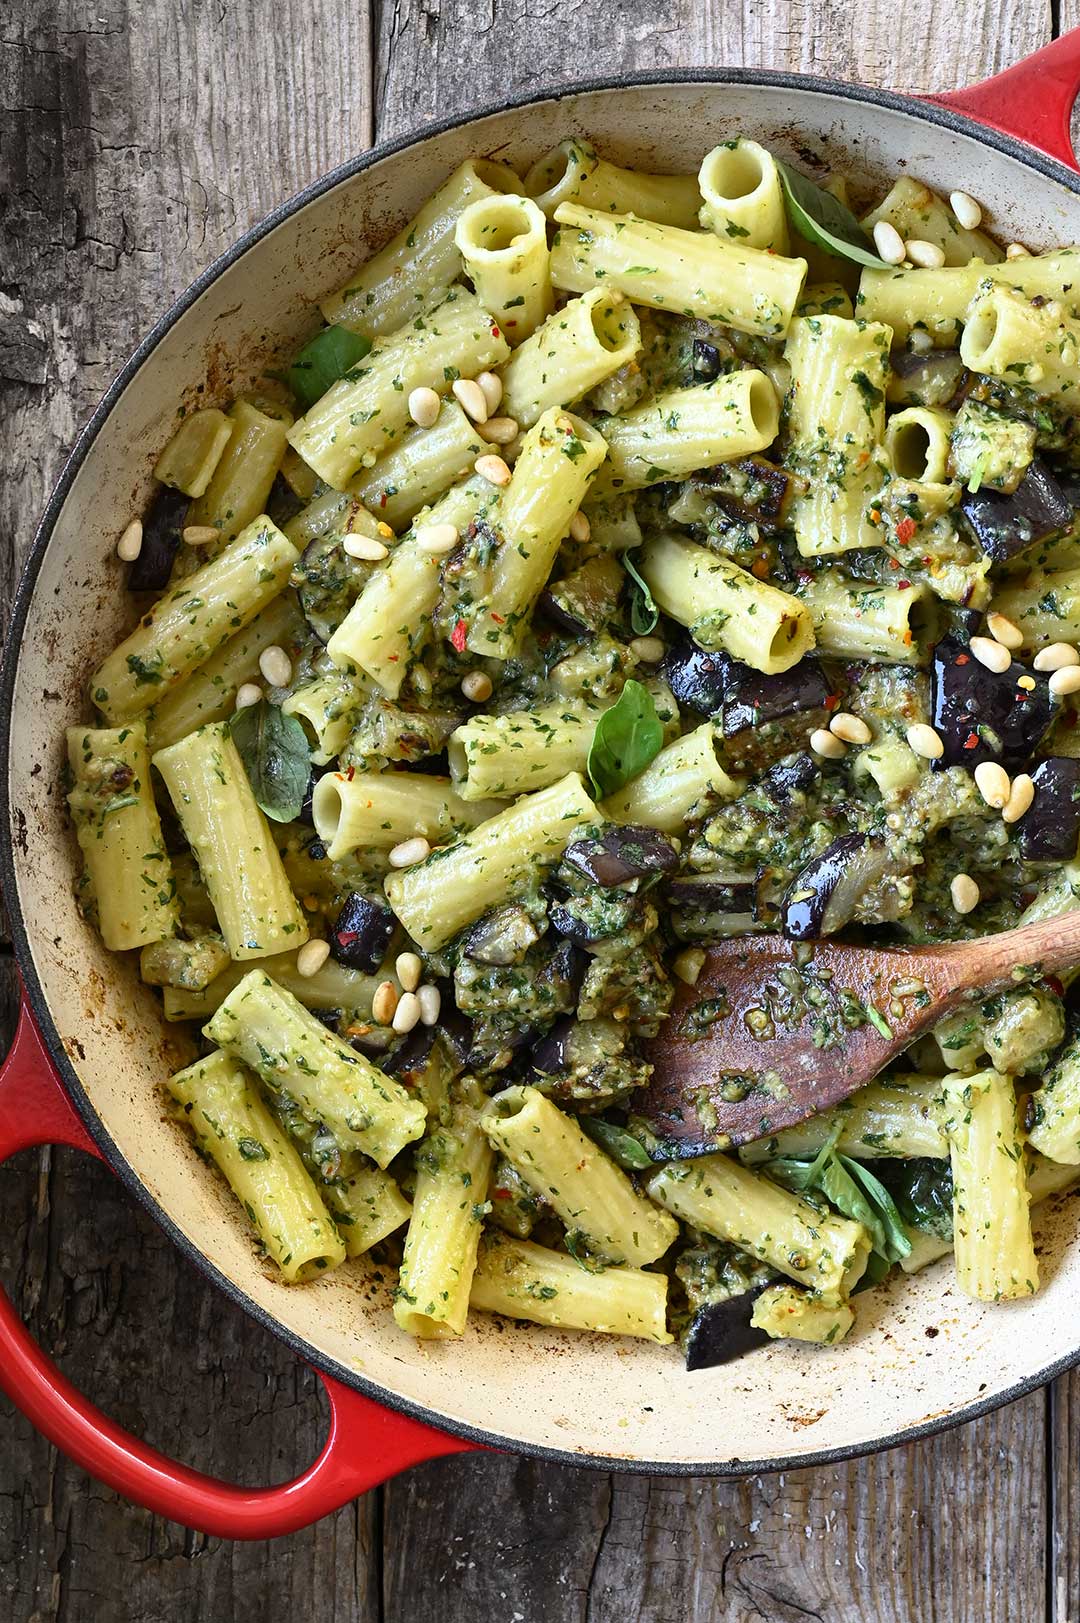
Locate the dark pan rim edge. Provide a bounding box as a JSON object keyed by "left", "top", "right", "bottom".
{"left": 4, "top": 64, "right": 1080, "bottom": 1483}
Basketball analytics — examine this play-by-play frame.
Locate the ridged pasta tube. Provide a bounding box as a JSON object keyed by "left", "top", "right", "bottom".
{"left": 153, "top": 408, "right": 233, "bottom": 498}
{"left": 698, "top": 139, "right": 789, "bottom": 252}
{"left": 739, "top": 1075, "right": 947, "bottom": 1164}
{"left": 153, "top": 723, "right": 308, "bottom": 960}
{"left": 312, "top": 770, "right": 504, "bottom": 860}
{"left": 1027, "top": 1025, "right": 1080, "bottom": 1164}
{"left": 590, "top": 370, "right": 779, "bottom": 496}
{"left": 351, "top": 402, "right": 485, "bottom": 531}
{"left": 525, "top": 136, "right": 701, "bottom": 229}
{"left": 470, "top": 1231, "right": 672, "bottom": 1342}
{"left": 884, "top": 406, "right": 954, "bottom": 483}
{"left": 205, "top": 970, "right": 427, "bottom": 1168}
{"left": 639, "top": 533, "right": 814, "bottom": 673}
{"left": 383, "top": 772, "right": 597, "bottom": 951}
{"left": 320, "top": 158, "right": 521, "bottom": 335}
{"left": 448, "top": 700, "right": 597, "bottom": 800}
{"left": 481, "top": 1086, "right": 678, "bottom": 1266}
{"left": 861, "top": 176, "right": 1003, "bottom": 267}
{"left": 66, "top": 721, "right": 179, "bottom": 951}
{"left": 90, "top": 516, "right": 299, "bottom": 723}
{"left": 989, "top": 567, "right": 1080, "bottom": 649}
{"left": 454, "top": 192, "right": 552, "bottom": 343}
{"left": 185, "top": 400, "right": 289, "bottom": 546}
{"left": 282, "top": 666, "right": 372, "bottom": 765}
{"left": 499, "top": 289, "right": 642, "bottom": 429}
{"left": 939, "top": 1068, "right": 1038, "bottom": 1302}
{"left": 601, "top": 723, "right": 742, "bottom": 833}
{"left": 551, "top": 202, "right": 807, "bottom": 339}
{"left": 961, "top": 284, "right": 1080, "bottom": 412}
{"left": 168, "top": 1049, "right": 346, "bottom": 1282}
{"left": 161, "top": 946, "right": 390, "bottom": 1023}
{"left": 288, "top": 288, "right": 511, "bottom": 490}
{"left": 857, "top": 248, "right": 1080, "bottom": 345}
{"left": 796, "top": 568, "right": 933, "bottom": 665}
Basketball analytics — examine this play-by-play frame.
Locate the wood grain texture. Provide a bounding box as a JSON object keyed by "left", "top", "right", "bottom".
{"left": 0, "top": 0, "right": 1075, "bottom": 1618}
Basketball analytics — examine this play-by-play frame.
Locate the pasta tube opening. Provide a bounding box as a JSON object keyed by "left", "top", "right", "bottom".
{"left": 456, "top": 193, "right": 546, "bottom": 258}
{"left": 884, "top": 407, "right": 953, "bottom": 484}
{"left": 700, "top": 141, "right": 769, "bottom": 203}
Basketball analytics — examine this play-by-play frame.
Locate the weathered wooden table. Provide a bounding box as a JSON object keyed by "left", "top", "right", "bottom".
{"left": 3, "top": 3, "right": 1079, "bottom": 1617}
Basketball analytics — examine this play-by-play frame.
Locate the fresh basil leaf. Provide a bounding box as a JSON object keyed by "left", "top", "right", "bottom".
{"left": 287, "top": 325, "right": 372, "bottom": 411}
{"left": 777, "top": 162, "right": 883, "bottom": 270}
{"left": 230, "top": 698, "right": 312, "bottom": 822}
{"left": 623, "top": 552, "right": 659, "bottom": 635}
{"left": 869, "top": 1156, "right": 954, "bottom": 1241}
{"left": 579, "top": 1116, "right": 654, "bottom": 1170}
{"left": 766, "top": 1125, "right": 911, "bottom": 1267}
{"left": 838, "top": 1155, "right": 911, "bottom": 1262}
{"left": 587, "top": 679, "right": 664, "bottom": 799}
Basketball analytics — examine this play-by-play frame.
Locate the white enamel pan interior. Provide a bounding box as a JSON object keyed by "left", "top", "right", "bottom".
{"left": 7, "top": 73, "right": 1080, "bottom": 1475}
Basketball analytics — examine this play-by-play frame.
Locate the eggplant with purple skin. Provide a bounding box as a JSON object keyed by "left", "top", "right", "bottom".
{"left": 127, "top": 485, "right": 189, "bottom": 591}
{"left": 781, "top": 832, "right": 889, "bottom": 940}
{"left": 691, "top": 456, "right": 796, "bottom": 533}
{"left": 757, "top": 751, "right": 821, "bottom": 802}
{"left": 1018, "top": 758, "right": 1080, "bottom": 861}
{"left": 530, "top": 1014, "right": 651, "bottom": 1108}
{"left": 329, "top": 892, "right": 395, "bottom": 972}
{"left": 888, "top": 347, "right": 967, "bottom": 408}
{"left": 464, "top": 903, "right": 543, "bottom": 966}
{"left": 667, "top": 870, "right": 759, "bottom": 941}
{"left": 537, "top": 555, "right": 623, "bottom": 636}
{"left": 662, "top": 636, "right": 729, "bottom": 717}
{"left": 563, "top": 824, "right": 679, "bottom": 887}
{"left": 960, "top": 458, "right": 1074, "bottom": 562}
{"left": 722, "top": 658, "right": 837, "bottom": 773}
{"left": 684, "top": 1293, "right": 771, "bottom": 1370}
{"left": 691, "top": 337, "right": 723, "bottom": 381}
{"left": 930, "top": 631, "right": 1055, "bottom": 770}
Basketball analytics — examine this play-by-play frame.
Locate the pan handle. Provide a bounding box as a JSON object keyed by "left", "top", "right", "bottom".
{"left": 0, "top": 989, "right": 480, "bottom": 1538}
{"left": 923, "top": 30, "right": 1080, "bottom": 171}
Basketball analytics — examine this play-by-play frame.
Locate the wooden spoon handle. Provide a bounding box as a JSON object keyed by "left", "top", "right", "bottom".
{"left": 944, "top": 904, "right": 1080, "bottom": 992}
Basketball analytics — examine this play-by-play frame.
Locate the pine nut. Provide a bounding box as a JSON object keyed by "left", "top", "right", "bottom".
{"left": 1005, "top": 242, "right": 1031, "bottom": 260}
{"left": 392, "top": 991, "right": 422, "bottom": 1034}
{"left": 477, "top": 371, "right": 503, "bottom": 414}
{"left": 183, "top": 524, "right": 219, "bottom": 546}
{"left": 479, "top": 416, "right": 519, "bottom": 446}
{"left": 1016, "top": 674, "right": 1036, "bottom": 692}
{"left": 1033, "top": 642, "right": 1080, "bottom": 672}
{"left": 909, "top": 328, "right": 934, "bottom": 354}
{"left": 461, "top": 670, "right": 493, "bottom": 702}
{"left": 906, "top": 239, "right": 946, "bottom": 269}
{"left": 810, "top": 727, "right": 846, "bottom": 759}
{"left": 376, "top": 521, "right": 394, "bottom": 539}
{"left": 416, "top": 522, "right": 460, "bottom": 555}
{"left": 568, "top": 510, "right": 591, "bottom": 543}
{"left": 372, "top": 980, "right": 399, "bottom": 1026}
{"left": 297, "top": 939, "right": 331, "bottom": 977}
{"left": 258, "top": 645, "right": 292, "bottom": 688}
{"left": 1002, "top": 773, "right": 1035, "bottom": 823}
{"left": 343, "top": 533, "right": 389, "bottom": 562}
{"left": 418, "top": 984, "right": 442, "bottom": 1026}
{"left": 389, "top": 836, "right": 431, "bottom": 868}
{"left": 950, "top": 873, "right": 980, "bottom": 914}
{"left": 630, "top": 635, "right": 665, "bottom": 663}
{"left": 475, "top": 453, "right": 512, "bottom": 486}
{"left": 117, "top": 518, "right": 143, "bottom": 561}
{"left": 906, "top": 723, "right": 944, "bottom": 760}
{"left": 453, "top": 378, "right": 489, "bottom": 424}
{"left": 829, "top": 711, "right": 872, "bottom": 744}
{"left": 974, "top": 760, "right": 1011, "bottom": 808}
{"left": 408, "top": 386, "right": 441, "bottom": 428}
{"left": 395, "top": 951, "right": 422, "bottom": 992}
{"left": 986, "top": 611, "right": 1023, "bottom": 650}
{"left": 873, "top": 220, "right": 906, "bottom": 264}
{"left": 969, "top": 636, "right": 1011, "bottom": 673}
{"left": 235, "top": 682, "right": 263, "bottom": 710}
{"left": 1050, "top": 666, "right": 1080, "bottom": 698}
{"left": 673, "top": 947, "right": 706, "bottom": 986}
{"left": 950, "top": 190, "right": 983, "bottom": 231}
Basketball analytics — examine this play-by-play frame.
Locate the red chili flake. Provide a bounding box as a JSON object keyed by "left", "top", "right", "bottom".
{"left": 491, "top": 612, "right": 506, "bottom": 624}
{"left": 1015, "top": 690, "right": 1029, "bottom": 703}
{"left": 956, "top": 653, "right": 971, "bottom": 665}
{"left": 897, "top": 579, "right": 912, "bottom": 590}
{"left": 493, "top": 1187, "right": 511, "bottom": 1200}
{"left": 336, "top": 930, "right": 359, "bottom": 947}
{"left": 895, "top": 517, "right": 917, "bottom": 544}
{"left": 1047, "top": 975, "right": 1065, "bottom": 997}
{"left": 451, "top": 618, "right": 468, "bottom": 652}
{"left": 491, "top": 323, "right": 502, "bottom": 339}
{"left": 346, "top": 765, "right": 356, "bottom": 780}
{"left": 888, "top": 556, "right": 901, "bottom": 570}
{"left": 824, "top": 692, "right": 840, "bottom": 711}
{"left": 962, "top": 732, "right": 979, "bottom": 750}
{"left": 379, "top": 493, "right": 388, "bottom": 507}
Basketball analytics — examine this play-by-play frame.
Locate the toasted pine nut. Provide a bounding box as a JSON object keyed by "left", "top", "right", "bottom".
{"left": 258, "top": 645, "right": 292, "bottom": 688}
{"left": 235, "top": 683, "right": 262, "bottom": 710}
{"left": 568, "top": 510, "right": 591, "bottom": 543}
{"left": 416, "top": 522, "right": 460, "bottom": 555}
{"left": 810, "top": 727, "right": 846, "bottom": 760}
{"left": 673, "top": 948, "right": 706, "bottom": 987}
{"left": 1005, "top": 242, "right": 1031, "bottom": 259}
{"left": 376, "top": 521, "right": 394, "bottom": 539}
{"left": 395, "top": 951, "right": 422, "bottom": 992}
{"left": 297, "top": 939, "right": 331, "bottom": 977}
{"left": 343, "top": 533, "right": 389, "bottom": 562}
{"left": 392, "top": 991, "right": 421, "bottom": 1034}
{"left": 117, "top": 519, "right": 143, "bottom": 562}
{"left": 1033, "top": 642, "right": 1080, "bottom": 672}
{"left": 475, "top": 453, "right": 512, "bottom": 486}
{"left": 408, "top": 386, "right": 441, "bottom": 428}
{"left": 873, "top": 220, "right": 906, "bottom": 264}
{"left": 986, "top": 611, "right": 1023, "bottom": 649}
{"left": 479, "top": 416, "right": 519, "bottom": 446}
{"left": 1002, "top": 773, "right": 1035, "bottom": 824}
{"left": 969, "top": 636, "right": 1011, "bottom": 673}
{"left": 477, "top": 371, "right": 503, "bottom": 414}
{"left": 182, "top": 524, "right": 220, "bottom": 546}
{"left": 1050, "top": 666, "right": 1080, "bottom": 698}
{"left": 906, "top": 239, "right": 946, "bottom": 269}
{"left": 974, "top": 760, "right": 1011, "bottom": 808}
{"left": 453, "top": 378, "right": 489, "bottom": 424}
{"left": 461, "top": 670, "right": 493, "bottom": 702}
{"left": 829, "top": 711, "right": 872, "bottom": 744}
{"left": 372, "top": 980, "right": 399, "bottom": 1026}
{"left": 950, "top": 191, "right": 983, "bottom": 231}
{"left": 1016, "top": 674, "right": 1036, "bottom": 692}
{"left": 418, "top": 984, "right": 442, "bottom": 1026}
{"left": 630, "top": 636, "right": 665, "bottom": 663}
{"left": 950, "top": 873, "right": 980, "bottom": 915}
{"left": 906, "top": 723, "right": 944, "bottom": 760}
{"left": 389, "top": 836, "right": 431, "bottom": 868}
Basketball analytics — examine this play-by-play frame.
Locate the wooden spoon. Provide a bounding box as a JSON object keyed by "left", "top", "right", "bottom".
{"left": 639, "top": 909, "right": 1080, "bottom": 1157}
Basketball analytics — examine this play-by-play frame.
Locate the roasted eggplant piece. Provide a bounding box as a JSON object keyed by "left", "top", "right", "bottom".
{"left": 128, "top": 485, "right": 188, "bottom": 591}
{"left": 1018, "top": 757, "right": 1080, "bottom": 861}
{"left": 930, "top": 631, "right": 1055, "bottom": 770}
{"left": 667, "top": 871, "right": 758, "bottom": 941}
{"left": 757, "top": 751, "right": 821, "bottom": 802}
{"left": 691, "top": 455, "right": 796, "bottom": 533}
{"left": 722, "top": 658, "right": 835, "bottom": 773}
{"left": 530, "top": 1014, "right": 651, "bottom": 1108}
{"left": 563, "top": 824, "right": 679, "bottom": 887}
{"left": 662, "top": 636, "right": 729, "bottom": 717}
{"left": 959, "top": 458, "right": 1074, "bottom": 562}
{"left": 382, "top": 1021, "right": 439, "bottom": 1076}
{"left": 887, "top": 347, "right": 966, "bottom": 409}
{"left": 549, "top": 889, "right": 643, "bottom": 944}
{"left": 463, "top": 903, "right": 543, "bottom": 966}
{"left": 780, "top": 833, "right": 889, "bottom": 940}
{"left": 538, "top": 554, "right": 623, "bottom": 636}
{"left": 329, "top": 892, "right": 395, "bottom": 973}
{"left": 691, "top": 337, "right": 723, "bottom": 381}
{"left": 684, "top": 1293, "right": 771, "bottom": 1370}
{"left": 294, "top": 528, "right": 371, "bottom": 643}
